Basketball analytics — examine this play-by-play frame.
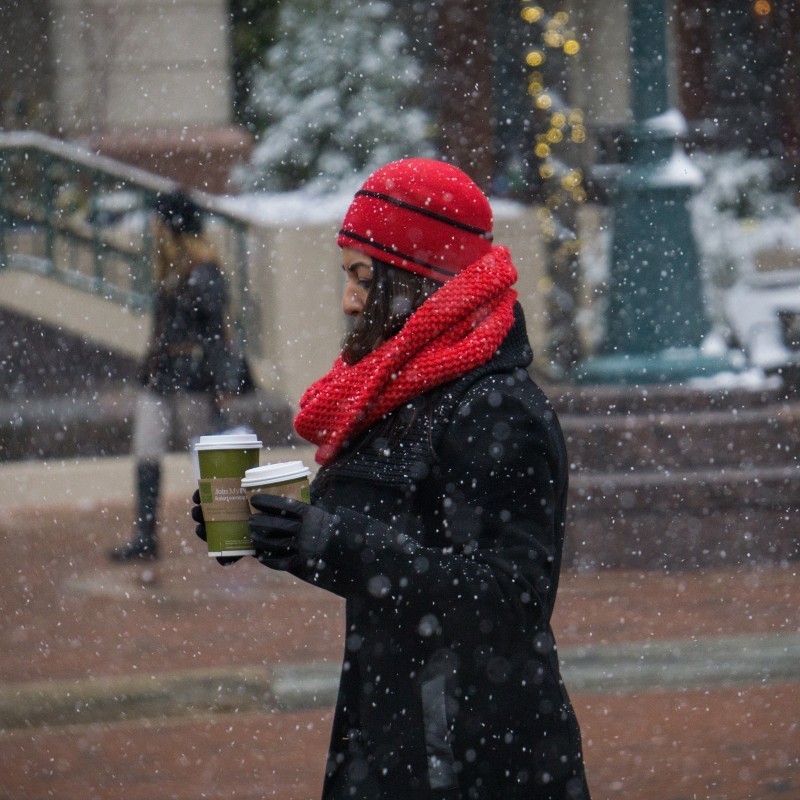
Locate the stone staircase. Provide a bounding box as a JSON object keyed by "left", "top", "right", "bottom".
{"left": 4, "top": 304, "right": 798, "bottom": 571}
{"left": 0, "top": 307, "right": 297, "bottom": 461}
{"left": 553, "top": 384, "right": 800, "bottom": 569}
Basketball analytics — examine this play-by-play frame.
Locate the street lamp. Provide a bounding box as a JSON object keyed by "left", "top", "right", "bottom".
{"left": 575, "top": 0, "right": 734, "bottom": 383}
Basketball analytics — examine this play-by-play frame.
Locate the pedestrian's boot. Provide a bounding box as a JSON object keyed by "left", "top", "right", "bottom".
{"left": 110, "top": 460, "right": 161, "bottom": 561}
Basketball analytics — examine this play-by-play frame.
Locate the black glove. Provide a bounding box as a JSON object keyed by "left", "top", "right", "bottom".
{"left": 248, "top": 493, "right": 331, "bottom": 571}
{"left": 191, "top": 488, "right": 242, "bottom": 566}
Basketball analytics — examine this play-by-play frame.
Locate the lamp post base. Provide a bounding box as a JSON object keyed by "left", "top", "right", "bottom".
{"left": 573, "top": 348, "right": 740, "bottom": 385}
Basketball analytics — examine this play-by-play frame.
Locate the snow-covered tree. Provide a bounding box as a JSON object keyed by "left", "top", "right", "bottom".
{"left": 247, "top": 0, "right": 433, "bottom": 192}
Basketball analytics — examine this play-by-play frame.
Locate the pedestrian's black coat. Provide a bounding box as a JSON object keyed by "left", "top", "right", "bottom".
{"left": 138, "top": 261, "right": 229, "bottom": 396}
{"left": 290, "top": 305, "right": 590, "bottom": 800}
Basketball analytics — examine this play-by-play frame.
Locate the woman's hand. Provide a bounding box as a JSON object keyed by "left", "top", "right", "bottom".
{"left": 249, "top": 493, "right": 331, "bottom": 571}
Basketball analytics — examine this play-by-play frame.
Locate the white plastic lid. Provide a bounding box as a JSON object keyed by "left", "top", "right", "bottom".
{"left": 241, "top": 461, "right": 310, "bottom": 487}
{"left": 194, "top": 433, "right": 263, "bottom": 451}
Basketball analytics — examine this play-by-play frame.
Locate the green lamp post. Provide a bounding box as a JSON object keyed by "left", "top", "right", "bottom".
{"left": 575, "top": 0, "right": 734, "bottom": 383}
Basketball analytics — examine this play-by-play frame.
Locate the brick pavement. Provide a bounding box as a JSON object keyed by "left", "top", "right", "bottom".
{"left": 2, "top": 687, "right": 797, "bottom": 800}
{"left": 0, "top": 457, "right": 798, "bottom": 799}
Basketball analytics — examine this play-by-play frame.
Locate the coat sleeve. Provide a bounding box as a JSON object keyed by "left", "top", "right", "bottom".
{"left": 187, "top": 262, "right": 230, "bottom": 394}
{"left": 294, "top": 382, "right": 568, "bottom": 644}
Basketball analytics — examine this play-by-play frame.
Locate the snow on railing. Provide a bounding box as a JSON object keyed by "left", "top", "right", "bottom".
{"left": 0, "top": 131, "right": 253, "bottom": 327}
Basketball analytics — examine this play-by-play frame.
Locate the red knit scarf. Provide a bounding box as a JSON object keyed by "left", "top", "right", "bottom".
{"left": 294, "top": 246, "right": 518, "bottom": 465}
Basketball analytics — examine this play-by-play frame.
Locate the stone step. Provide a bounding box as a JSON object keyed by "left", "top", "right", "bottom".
{"left": 547, "top": 384, "right": 800, "bottom": 570}
{"left": 565, "top": 464, "right": 800, "bottom": 570}
{"left": 3, "top": 384, "right": 798, "bottom": 572}
{"left": 0, "top": 306, "right": 301, "bottom": 461}
{"left": 5, "top": 383, "right": 799, "bottom": 477}
{"left": 550, "top": 381, "right": 790, "bottom": 416}
{"left": 561, "top": 401, "right": 800, "bottom": 473}
{"left": 0, "top": 389, "right": 297, "bottom": 461}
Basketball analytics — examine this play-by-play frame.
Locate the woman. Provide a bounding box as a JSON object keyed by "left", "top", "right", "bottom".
{"left": 195, "top": 159, "right": 591, "bottom": 799}
{"left": 112, "top": 190, "right": 236, "bottom": 561}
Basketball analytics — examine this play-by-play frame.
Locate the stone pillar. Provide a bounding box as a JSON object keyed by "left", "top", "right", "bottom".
{"left": 434, "top": 0, "right": 495, "bottom": 190}
{"left": 49, "top": 0, "right": 251, "bottom": 192}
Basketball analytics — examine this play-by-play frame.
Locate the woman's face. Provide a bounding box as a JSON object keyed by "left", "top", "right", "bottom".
{"left": 341, "top": 248, "right": 374, "bottom": 317}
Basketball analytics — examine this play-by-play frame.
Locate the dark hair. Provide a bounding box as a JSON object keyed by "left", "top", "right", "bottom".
{"left": 341, "top": 259, "right": 439, "bottom": 365}
{"left": 154, "top": 190, "right": 203, "bottom": 235}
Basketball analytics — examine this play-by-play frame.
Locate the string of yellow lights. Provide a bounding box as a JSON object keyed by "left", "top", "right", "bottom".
{"left": 519, "top": 2, "right": 587, "bottom": 240}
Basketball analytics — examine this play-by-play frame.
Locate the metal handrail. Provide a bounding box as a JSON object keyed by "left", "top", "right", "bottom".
{"left": 0, "top": 132, "right": 253, "bottom": 335}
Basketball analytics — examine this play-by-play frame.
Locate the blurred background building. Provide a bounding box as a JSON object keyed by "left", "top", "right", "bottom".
{"left": 1, "top": 0, "right": 799, "bottom": 416}
{"left": 3, "top": 1, "right": 797, "bottom": 196}
{"left": 0, "top": 0, "right": 250, "bottom": 193}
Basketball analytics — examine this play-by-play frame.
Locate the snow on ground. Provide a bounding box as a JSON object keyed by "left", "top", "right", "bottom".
{"left": 691, "top": 152, "right": 800, "bottom": 375}
{"left": 218, "top": 189, "right": 354, "bottom": 227}
{"left": 218, "top": 188, "right": 528, "bottom": 228}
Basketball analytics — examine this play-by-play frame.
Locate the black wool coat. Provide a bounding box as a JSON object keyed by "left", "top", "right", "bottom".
{"left": 138, "top": 261, "right": 230, "bottom": 396}
{"left": 292, "top": 305, "right": 591, "bottom": 800}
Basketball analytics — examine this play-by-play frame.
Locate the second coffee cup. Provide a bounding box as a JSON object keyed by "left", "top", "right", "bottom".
{"left": 241, "top": 461, "right": 311, "bottom": 512}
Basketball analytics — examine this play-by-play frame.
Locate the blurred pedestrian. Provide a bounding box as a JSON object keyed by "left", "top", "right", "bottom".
{"left": 194, "top": 159, "right": 591, "bottom": 798}
{"left": 112, "top": 189, "right": 245, "bottom": 561}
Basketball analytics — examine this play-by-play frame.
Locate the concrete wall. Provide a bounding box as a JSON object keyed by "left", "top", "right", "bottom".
{"left": 245, "top": 223, "right": 345, "bottom": 408}
{"left": 49, "top": 0, "right": 232, "bottom": 135}
{"left": 568, "top": 0, "right": 631, "bottom": 127}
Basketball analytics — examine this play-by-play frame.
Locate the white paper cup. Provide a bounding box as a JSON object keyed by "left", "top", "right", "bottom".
{"left": 241, "top": 461, "right": 311, "bottom": 512}
{"left": 195, "top": 433, "right": 263, "bottom": 557}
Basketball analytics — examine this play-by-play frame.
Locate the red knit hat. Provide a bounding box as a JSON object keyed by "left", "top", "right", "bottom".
{"left": 337, "top": 158, "right": 494, "bottom": 283}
